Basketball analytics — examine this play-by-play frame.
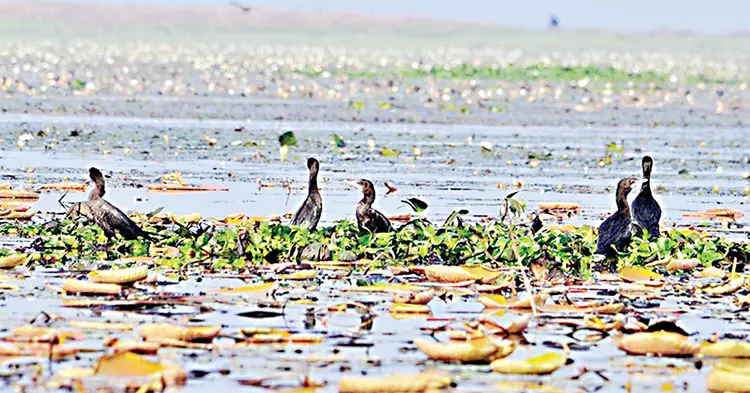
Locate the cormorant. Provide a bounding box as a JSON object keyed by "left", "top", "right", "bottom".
{"left": 346, "top": 179, "right": 392, "bottom": 233}
{"left": 75, "top": 167, "right": 147, "bottom": 240}
{"left": 596, "top": 177, "right": 642, "bottom": 257}
{"left": 291, "top": 157, "right": 322, "bottom": 231}
{"left": 632, "top": 156, "right": 661, "bottom": 239}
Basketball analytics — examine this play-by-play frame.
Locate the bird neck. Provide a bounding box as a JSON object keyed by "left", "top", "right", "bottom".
{"left": 89, "top": 183, "right": 105, "bottom": 201}
{"left": 639, "top": 181, "right": 653, "bottom": 196}
{"left": 360, "top": 190, "right": 375, "bottom": 207}
{"left": 308, "top": 170, "right": 318, "bottom": 194}
{"left": 616, "top": 189, "right": 630, "bottom": 215}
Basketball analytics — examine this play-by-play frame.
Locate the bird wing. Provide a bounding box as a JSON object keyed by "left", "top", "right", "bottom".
{"left": 95, "top": 200, "right": 144, "bottom": 240}
{"left": 291, "top": 195, "right": 322, "bottom": 230}
{"left": 632, "top": 195, "right": 661, "bottom": 237}
{"left": 596, "top": 214, "right": 630, "bottom": 255}
{"left": 372, "top": 209, "right": 393, "bottom": 232}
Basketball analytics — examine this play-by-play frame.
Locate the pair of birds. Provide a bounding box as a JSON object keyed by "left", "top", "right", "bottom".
{"left": 290, "top": 157, "right": 392, "bottom": 233}
{"left": 72, "top": 158, "right": 392, "bottom": 240}
{"left": 595, "top": 156, "right": 662, "bottom": 257}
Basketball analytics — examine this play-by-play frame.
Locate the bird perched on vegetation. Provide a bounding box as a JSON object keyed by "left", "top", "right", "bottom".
{"left": 346, "top": 179, "right": 392, "bottom": 233}
{"left": 291, "top": 157, "right": 322, "bottom": 231}
{"left": 69, "top": 167, "right": 147, "bottom": 240}
{"left": 632, "top": 156, "right": 661, "bottom": 239}
{"left": 596, "top": 177, "right": 642, "bottom": 257}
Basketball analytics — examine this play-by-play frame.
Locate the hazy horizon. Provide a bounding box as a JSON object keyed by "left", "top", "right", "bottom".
{"left": 42, "top": 0, "right": 749, "bottom": 34}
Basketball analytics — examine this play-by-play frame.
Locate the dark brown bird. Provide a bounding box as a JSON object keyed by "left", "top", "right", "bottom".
{"left": 596, "top": 177, "right": 642, "bottom": 257}
{"left": 291, "top": 157, "right": 322, "bottom": 231}
{"left": 632, "top": 156, "right": 661, "bottom": 239}
{"left": 346, "top": 179, "right": 392, "bottom": 233}
{"left": 71, "top": 167, "right": 147, "bottom": 240}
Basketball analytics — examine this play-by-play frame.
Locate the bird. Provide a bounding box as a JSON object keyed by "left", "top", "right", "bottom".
{"left": 230, "top": 1, "right": 251, "bottom": 12}
{"left": 345, "top": 179, "right": 392, "bottom": 233}
{"left": 71, "top": 167, "right": 147, "bottom": 240}
{"left": 291, "top": 157, "right": 322, "bottom": 231}
{"left": 596, "top": 177, "right": 642, "bottom": 258}
{"left": 632, "top": 156, "right": 662, "bottom": 239}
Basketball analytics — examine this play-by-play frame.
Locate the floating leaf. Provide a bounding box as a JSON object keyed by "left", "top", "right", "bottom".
{"left": 415, "top": 337, "right": 514, "bottom": 363}
{"left": 89, "top": 266, "right": 148, "bottom": 285}
{"left": 139, "top": 324, "right": 220, "bottom": 343}
{"left": 392, "top": 289, "right": 436, "bottom": 305}
{"left": 702, "top": 276, "right": 744, "bottom": 295}
{"left": 282, "top": 270, "right": 317, "bottom": 280}
{"left": 490, "top": 351, "right": 567, "bottom": 375}
{"left": 391, "top": 303, "right": 431, "bottom": 315}
{"left": 618, "top": 265, "right": 664, "bottom": 283}
{"left": 331, "top": 133, "right": 346, "bottom": 148}
{"left": 339, "top": 371, "right": 451, "bottom": 393}
{"left": 278, "top": 131, "right": 298, "bottom": 147}
{"left": 381, "top": 147, "right": 401, "bottom": 157}
{"left": 701, "top": 341, "right": 750, "bottom": 358}
{"left": 666, "top": 258, "right": 700, "bottom": 272}
{"left": 616, "top": 331, "right": 699, "bottom": 356}
{"left": 538, "top": 202, "right": 580, "bottom": 212}
{"left": 63, "top": 279, "right": 122, "bottom": 295}
{"left": 94, "top": 351, "right": 186, "bottom": 388}
{"left": 0, "top": 253, "right": 28, "bottom": 269}
{"left": 707, "top": 359, "right": 750, "bottom": 392}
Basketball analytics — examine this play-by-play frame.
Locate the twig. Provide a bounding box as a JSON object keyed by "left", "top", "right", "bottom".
{"left": 504, "top": 198, "right": 538, "bottom": 319}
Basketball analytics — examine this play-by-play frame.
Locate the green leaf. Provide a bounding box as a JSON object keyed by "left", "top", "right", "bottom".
{"left": 331, "top": 133, "right": 346, "bottom": 148}
{"left": 381, "top": 147, "right": 401, "bottom": 157}
{"left": 71, "top": 80, "right": 86, "bottom": 90}
{"left": 278, "top": 131, "right": 298, "bottom": 147}
{"left": 402, "top": 198, "right": 428, "bottom": 213}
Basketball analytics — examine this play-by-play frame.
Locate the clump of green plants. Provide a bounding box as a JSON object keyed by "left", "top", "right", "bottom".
{"left": 0, "top": 208, "right": 746, "bottom": 276}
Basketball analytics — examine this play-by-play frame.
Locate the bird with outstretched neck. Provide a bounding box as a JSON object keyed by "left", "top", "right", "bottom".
{"left": 346, "top": 179, "right": 392, "bottom": 233}
{"left": 291, "top": 157, "right": 323, "bottom": 231}
{"left": 632, "top": 156, "right": 661, "bottom": 239}
{"left": 73, "top": 167, "right": 147, "bottom": 240}
{"left": 596, "top": 177, "right": 642, "bottom": 258}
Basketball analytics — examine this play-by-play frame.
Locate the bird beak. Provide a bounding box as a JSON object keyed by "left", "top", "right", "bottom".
{"left": 343, "top": 180, "right": 360, "bottom": 189}
{"left": 634, "top": 178, "right": 647, "bottom": 188}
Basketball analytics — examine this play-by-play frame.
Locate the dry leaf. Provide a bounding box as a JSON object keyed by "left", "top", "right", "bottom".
{"left": 618, "top": 266, "right": 664, "bottom": 283}
{"left": 68, "top": 321, "right": 133, "bottom": 331}
{"left": 393, "top": 289, "right": 436, "bottom": 305}
{"left": 343, "top": 283, "right": 419, "bottom": 294}
{"left": 683, "top": 208, "right": 744, "bottom": 221}
{"left": 339, "top": 371, "right": 452, "bottom": 393}
{"left": 616, "top": 331, "right": 699, "bottom": 356}
{"left": 139, "top": 323, "right": 220, "bottom": 342}
{"left": 414, "top": 337, "right": 514, "bottom": 363}
{"left": 282, "top": 270, "right": 318, "bottom": 280}
{"left": 666, "top": 259, "right": 700, "bottom": 272}
{"left": 695, "top": 267, "right": 728, "bottom": 279}
{"left": 38, "top": 182, "right": 87, "bottom": 192}
{"left": 700, "top": 341, "right": 750, "bottom": 358}
{"left": 147, "top": 183, "right": 229, "bottom": 192}
{"left": 0, "top": 253, "right": 28, "bottom": 269}
{"left": 490, "top": 351, "right": 567, "bottom": 375}
{"left": 538, "top": 202, "right": 580, "bottom": 212}
{"left": 89, "top": 266, "right": 148, "bottom": 285}
{"left": 706, "top": 359, "right": 750, "bottom": 393}
{"left": 424, "top": 265, "right": 501, "bottom": 284}
{"left": 105, "top": 338, "right": 161, "bottom": 355}
{"left": 387, "top": 213, "right": 412, "bottom": 222}
{"left": 0, "top": 189, "right": 40, "bottom": 200}
{"left": 703, "top": 276, "right": 745, "bottom": 295}
{"left": 391, "top": 303, "right": 431, "bottom": 315}
{"left": 63, "top": 279, "right": 122, "bottom": 295}
{"left": 94, "top": 351, "right": 186, "bottom": 388}
{"left": 510, "top": 293, "right": 549, "bottom": 309}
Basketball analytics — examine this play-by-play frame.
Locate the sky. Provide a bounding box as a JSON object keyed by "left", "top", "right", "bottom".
{"left": 54, "top": 0, "right": 748, "bottom": 34}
